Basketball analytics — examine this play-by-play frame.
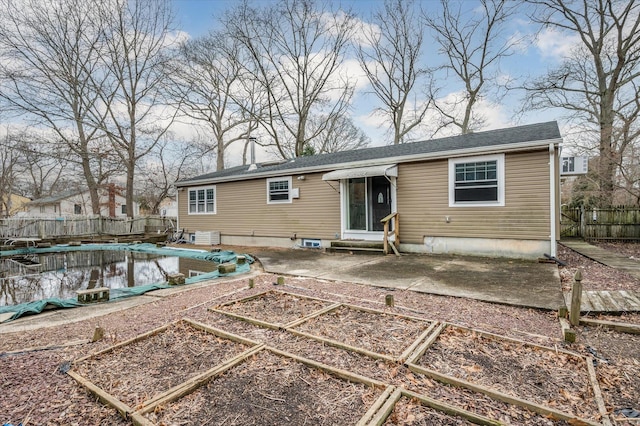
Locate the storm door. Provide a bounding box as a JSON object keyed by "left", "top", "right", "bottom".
{"left": 346, "top": 176, "right": 392, "bottom": 232}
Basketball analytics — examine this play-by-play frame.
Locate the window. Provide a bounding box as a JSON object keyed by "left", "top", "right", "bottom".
{"left": 74, "top": 204, "right": 82, "bottom": 214}
{"left": 188, "top": 186, "right": 216, "bottom": 214}
{"left": 267, "top": 177, "right": 292, "bottom": 204}
{"left": 121, "top": 205, "right": 127, "bottom": 214}
{"left": 449, "top": 154, "right": 504, "bottom": 207}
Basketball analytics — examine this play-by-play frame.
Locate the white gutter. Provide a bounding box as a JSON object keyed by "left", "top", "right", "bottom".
{"left": 176, "top": 137, "right": 563, "bottom": 187}
{"left": 549, "top": 142, "right": 557, "bottom": 257}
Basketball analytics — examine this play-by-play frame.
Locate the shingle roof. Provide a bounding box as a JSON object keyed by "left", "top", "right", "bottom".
{"left": 177, "top": 121, "right": 561, "bottom": 186}
{"left": 28, "top": 189, "right": 84, "bottom": 205}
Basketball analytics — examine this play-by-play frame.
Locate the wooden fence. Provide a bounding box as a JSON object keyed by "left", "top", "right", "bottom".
{"left": 561, "top": 206, "right": 640, "bottom": 240}
{"left": 0, "top": 216, "right": 176, "bottom": 239}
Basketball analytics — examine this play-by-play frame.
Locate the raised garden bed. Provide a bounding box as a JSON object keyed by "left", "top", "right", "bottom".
{"left": 292, "top": 304, "right": 433, "bottom": 360}
{"left": 135, "top": 349, "right": 383, "bottom": 425}
{"left": 70, "top": 319, "right": 255, "bottom": 412}
{"left": 212, "top": 290, "right": 336, "bottom": 328}
{"left": 410, "top": 325, "right": 606, "bottom": 424}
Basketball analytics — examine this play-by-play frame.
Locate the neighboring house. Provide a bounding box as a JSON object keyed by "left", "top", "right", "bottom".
{"left": 23, "top": 187, "right": 139, "bottom": 218}
{"left": 139, "top": 197, "right": 178, "bottom": 217}
{"left": 1, "top": 193, "right": 31, "bottom": 217}
{"left": 176, "top": 122, "right": 562, "bottom": 259}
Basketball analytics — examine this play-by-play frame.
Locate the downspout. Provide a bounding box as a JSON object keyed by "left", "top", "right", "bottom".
{"left": 549, "top": 143, "right": 557, "bottom": 257}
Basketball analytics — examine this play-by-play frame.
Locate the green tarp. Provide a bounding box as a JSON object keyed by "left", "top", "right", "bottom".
{"left": 0, "top": 243, "right": 253, "bottom": 322}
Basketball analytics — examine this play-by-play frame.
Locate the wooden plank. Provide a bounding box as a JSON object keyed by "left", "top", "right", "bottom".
{"left": 608, "top": 291, "right": 633, "bottom": 311}
{"left": 586, "top": 292, "right": 607, "bottom": 312}
{"left": 397, "top": 321, "right": 441, "bottom": 363}
{"left": 586, "top": 357, "right": 613, "bottom": 426}
{"left": 182, "top": 318, "right": 261, "bottom": 347}
{"left": 404, "top": 322, "right": 447, "bottom": 365}
{"left": 559, "top": 318, "right": 576, "bottom": 343}
{"left": 208, "top": 307, "right": 282, "bottom": 330}
{"left": 406, "top": 364, "right": 601, "bottom": 426}
{"left": 67, "top": 370, "right": 132, "bottom": 419}
{"left": 284, "top": 302, "right": 342, "bottom": 328}
{"left": 267, "top": 346, "right": 387, "bottom": 389}
{"left": 356, "top": 385, "right": 396, "bottom": 426}
{"left": 579, "top": 318, "right": 640, "bottom": 334}
{"left": 599, "top": 291, "right": 625, "bottom": 312}
{"left": 369, "top": 387, "right": 402, "bottom": 426}
{"left": 287, "top": 328, "right": 397, "bottom": 362}
{"left": 401, "top": 389, "right": 502, "bottom": 426}
{"left": 73, "top": 320, "right": 177, "bottom": 364}
{"left": 620, "top": 291, "right": 640, "bottom": 310}
{"left": 580, "top": 291, "right": 594, "bottom": 312}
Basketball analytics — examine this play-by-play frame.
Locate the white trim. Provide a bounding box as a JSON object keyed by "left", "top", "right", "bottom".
{"left": 339, "top": 175, "right": 396, "bottom": 239}
{"left": 187, "top": 185, "right": 217, "bottom": 215}
{"left": 266, "top": 176, "right": 293, "bottom": 204}
{"left": 549, "top": 143, "right": 557, "bottom": 257}
{"left": 322, "top": 164, "right": 397, "bottom": 181}
{"left": 176, "top": 138, "right": 562, "bottom": 187}
{"left": 448, "top": 153, "right": 505, "bottom": 207}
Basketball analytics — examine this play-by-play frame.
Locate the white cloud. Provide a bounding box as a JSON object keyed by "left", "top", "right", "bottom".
{"left": 535, "top": 28, "right": 581, "bottom": 60}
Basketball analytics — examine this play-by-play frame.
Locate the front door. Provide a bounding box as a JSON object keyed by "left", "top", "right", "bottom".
{"left": 345, "top": 176, "right": 393, "bottom": 236}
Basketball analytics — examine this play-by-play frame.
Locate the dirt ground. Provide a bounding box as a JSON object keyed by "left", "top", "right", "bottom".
{"left": 1, "top": 244, "right": 639, "bottom": 425}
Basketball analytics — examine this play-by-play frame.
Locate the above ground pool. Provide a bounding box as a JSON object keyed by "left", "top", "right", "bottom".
{"left": 0, "top": 243, "right": 252, "bottom": 321}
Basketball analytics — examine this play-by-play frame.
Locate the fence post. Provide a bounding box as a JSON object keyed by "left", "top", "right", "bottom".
{"left": 579, "top": 205, "right": 585, "bottom": 238}
{"left": 38, "top": 220, "right": 45, "bottom": 239}
{"left": 570, "top": 269, "right": 583, "bottom": 326}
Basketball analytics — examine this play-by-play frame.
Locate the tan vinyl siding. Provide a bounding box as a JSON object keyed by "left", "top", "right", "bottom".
{"left": 397, "top": 150, "right": 550, "bottom": 244}
{"left": 178, "top": 172, "right": 340, "bottom": 240}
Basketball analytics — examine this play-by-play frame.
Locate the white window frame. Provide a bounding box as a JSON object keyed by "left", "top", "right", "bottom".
{"left": 188, "top": 185, "right": 217, "bottom": 214}
{"left": 266, "top": 176, "right": 292, "bottom": 204}
{"left": 448, "top": 154, "right": 505, "bottom": 207}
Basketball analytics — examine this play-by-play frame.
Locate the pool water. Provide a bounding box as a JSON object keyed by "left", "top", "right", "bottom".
{"left": 0, "top": 250, "right": 218, "bottom": 307}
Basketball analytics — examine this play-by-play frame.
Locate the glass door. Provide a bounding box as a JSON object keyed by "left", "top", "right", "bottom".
{"left": 346, "top": 176, "right": 391, "bottom": 232}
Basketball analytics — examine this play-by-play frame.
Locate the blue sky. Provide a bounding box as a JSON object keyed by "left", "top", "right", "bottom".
{"left": 170, "top": 0, "right": 572, "bottom": 162}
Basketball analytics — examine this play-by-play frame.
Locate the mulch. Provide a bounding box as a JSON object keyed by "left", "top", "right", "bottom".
{"left": 143, "top": 350, "right": 381, "bottom": 426}
{"left": 1, "top": 243, "right": 639, "bottom": 425}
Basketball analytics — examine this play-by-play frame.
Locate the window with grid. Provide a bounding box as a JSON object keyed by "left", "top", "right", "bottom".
{"left": 267, "top": 177, "right": 292, "bottom": 203}
{"left": 188, "top": 186, "right": 216, "bottom": 214}
{"left": 449, "top": 154, "right": 504, "bottom": 206}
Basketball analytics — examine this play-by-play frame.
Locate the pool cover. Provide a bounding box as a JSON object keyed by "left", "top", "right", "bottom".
{"left": 0, "top": 243, "right": 253, "bottom": 322}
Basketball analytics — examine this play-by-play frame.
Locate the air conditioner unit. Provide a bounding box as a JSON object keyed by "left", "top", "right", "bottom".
{"left": 194, "top": 231, "right": 221, "bottom": 245}
{"left": 561, "top": 156, "right": 588, "bottom": 175}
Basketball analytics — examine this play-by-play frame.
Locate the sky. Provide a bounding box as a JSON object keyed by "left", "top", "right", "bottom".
{"left": 169, "top": 0, "right": 573, "bottom": 167}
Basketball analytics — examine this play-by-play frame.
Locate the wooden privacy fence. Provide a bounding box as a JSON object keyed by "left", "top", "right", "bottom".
{"left": 561, "top": 206, "right": 640, "bottom": 240}
{"left": 0, "top": 216, "right": 176, "bottom": 239}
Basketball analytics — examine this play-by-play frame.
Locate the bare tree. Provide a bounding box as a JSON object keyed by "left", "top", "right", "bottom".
{"left": 0, "top": 129, "right": 23, "bottom": 217}
{"left": 356, "top": 0, "right": 432, "bottom": 144}
{"left": 13, "top": 133, "right": 73, "bottom": 199}
{"left": 96, "top": 0, "right": 180, "bottom": 217}
{"left": 308, "top": 115, "right": 370, "bottom": 154}
{"left": 0, "top": 0, "right": 111, "bottom": 214}
{"left": 135, "top": 136, "right": 201, "bottom": 215}
{"left": 525, "top": 0, "right": 640, "bottom": 206}
{"left": 225, "top": 0, "right": 357, "bottom": 158}
{"left": 425, "top": 0, "right": 521, "bottom": 134}
{"left": 167, "top": 32, "right": 259, "bottom": 171}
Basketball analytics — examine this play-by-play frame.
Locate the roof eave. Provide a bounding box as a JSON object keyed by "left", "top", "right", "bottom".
{"left": 176, "top": 137, "right": 562, "bottom": 187}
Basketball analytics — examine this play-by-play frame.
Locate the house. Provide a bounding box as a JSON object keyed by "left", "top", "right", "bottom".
{"left": 23, "top": 187, "right": 139, "bottom": 218}
{"left": 0, "top": 193, "right": 31, "bottom": 217}
{"left": 175, "top": 121, "right": 562, "bottom": 259}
